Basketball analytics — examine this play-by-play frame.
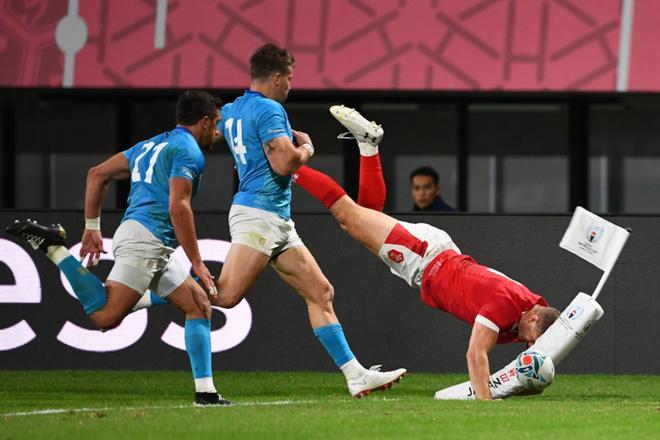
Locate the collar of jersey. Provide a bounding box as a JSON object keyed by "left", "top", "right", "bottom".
{"left": 175, "top": 125, "right": 194, "bottom": 136}
{"left": 245, "top": 89, "right": 266, "bottom": 98}
{"left": 174, "top": 125, "right": 198, "bottom": 146}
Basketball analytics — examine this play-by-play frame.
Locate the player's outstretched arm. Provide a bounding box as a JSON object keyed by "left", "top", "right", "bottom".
{"left": 263, "top": 131, "right": 313, "bottom": 175}
{"left": 84, "top": 152, "right": 130, "bottom": 218}
{"left": 169, "top": 177, "right": 217, "bottom": 298}
{"left": 80, "top": 153, "right": 130, "bottom": 266}
{"left": 466, "top": 322, "right": 498, "bottom": 401}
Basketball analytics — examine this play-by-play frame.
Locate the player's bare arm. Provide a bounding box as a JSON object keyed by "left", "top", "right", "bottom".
{"left": 80, "top": 153, "right": 131, "bottom": 266}
{"left": 84, "top": 152, "right": 131, "bottom": 218}
{"left": 263, "top": 132, "right": 313, "bottom": 175}
{"left": 466, "top": 321, "right": 498, "bottom": 400}
{"left": 169, "top": 177, "right": 217, "bottom": 298}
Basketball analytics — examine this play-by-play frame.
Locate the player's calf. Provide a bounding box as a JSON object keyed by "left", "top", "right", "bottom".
{"left": 6, "top": 218, "right": 109, "bottom": 317}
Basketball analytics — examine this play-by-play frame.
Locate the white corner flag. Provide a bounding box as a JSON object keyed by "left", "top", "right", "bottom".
{"left": 559, "top": 207, "right": 630, "bottom": 300}
{"left": 559, "top": 207, "right": 630, "bottom": 272}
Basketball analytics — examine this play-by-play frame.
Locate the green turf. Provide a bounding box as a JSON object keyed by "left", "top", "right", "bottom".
{"left": 1, "top": 371, "right": 658, "bottom": 439}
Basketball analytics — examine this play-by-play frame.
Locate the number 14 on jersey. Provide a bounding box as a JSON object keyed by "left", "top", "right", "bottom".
{"left": 225, "top": 118, "right": 247, "bottom": 165}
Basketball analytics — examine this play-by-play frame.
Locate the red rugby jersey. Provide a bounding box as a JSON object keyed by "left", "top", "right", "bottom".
{"left": 420, "top": 250, "right": 548, "bottom": 344}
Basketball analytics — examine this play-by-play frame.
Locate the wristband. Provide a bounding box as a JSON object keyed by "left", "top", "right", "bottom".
{"left": 301, "top": 142, "right": 315, "bottom": 157}
{"left": 85, "top": 217, "right": 101, "bottom": 230}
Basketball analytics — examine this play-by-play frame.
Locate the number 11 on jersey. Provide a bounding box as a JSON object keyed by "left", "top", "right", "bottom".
{"left": 225, "top": 118, "right": 247, "bottom": 165}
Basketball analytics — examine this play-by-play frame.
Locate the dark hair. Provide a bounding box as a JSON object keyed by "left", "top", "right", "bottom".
{"left": 410, "top": 166, "right": 439, "bottom": 185}
{"left": 175, "top": 91, "right": 222, "bottom": 125}
{"left": 250, "top": 43, "right": 295, "bottom": 79}
{"left": 536, "top": 306, "right": 561, "bottom": 336}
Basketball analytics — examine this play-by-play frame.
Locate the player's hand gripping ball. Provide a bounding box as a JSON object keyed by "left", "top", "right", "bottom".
{"left": 515, "top": 350, "right": 555, "bottom": 392}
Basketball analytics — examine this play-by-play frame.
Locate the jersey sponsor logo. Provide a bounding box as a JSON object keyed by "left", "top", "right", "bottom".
{"left": 180, "top": 166, "right": 194, "bottom": 179}
{"left": 387, "top": 249, "right": 404, "bottom": 263}
{"left": 586, "top": 225, "right": 604, "bottom": 243}
{"left": 268, "top": 128, "right": 285, "bottom": 134}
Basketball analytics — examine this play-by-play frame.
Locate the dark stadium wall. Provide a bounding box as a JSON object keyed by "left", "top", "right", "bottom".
{"left": 0, "top": 211, "right": 657, "bottom": 374}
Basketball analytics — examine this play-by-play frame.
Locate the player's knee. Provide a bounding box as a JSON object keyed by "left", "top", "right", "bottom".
{"left": 90, "top": 312, "right": 122, "bottom": 331}
{"left": 213, "top": 292, "right": 242, "bottom": 309}
{"left": 313, "top": 281, "right": 335, "bottom": 307}
{"left": 186, "top": 297, "right": 212, "bottom": 320}
{"left": 202, "top": 302, "right": 212, "bottom": 320}
{"left": 191, "top": 286, "right": 212, "bottom": 319}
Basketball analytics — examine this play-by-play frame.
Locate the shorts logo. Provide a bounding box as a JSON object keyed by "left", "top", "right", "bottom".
{"left": 567, "top": 305, "right": 584, "bottom": 320}
{"left": 586, "top": 226, "right": 604, "bottom": 243}
{"left": 388, "top": 249, "right": 404, "bottom": 263}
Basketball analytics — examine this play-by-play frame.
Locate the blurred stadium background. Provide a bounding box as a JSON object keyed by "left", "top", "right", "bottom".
{"left": 1, "top": 0, "right": 659, "bottom": 378}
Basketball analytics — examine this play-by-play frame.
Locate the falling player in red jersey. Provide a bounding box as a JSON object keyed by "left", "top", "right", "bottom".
{"left": 293, "top": 105, "right": 560, "bottom": 400}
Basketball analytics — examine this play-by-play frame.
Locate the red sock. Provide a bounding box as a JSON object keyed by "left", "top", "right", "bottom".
{"left": 293, "top": 166, "right": 347, "bottom": 208}
{"left": 357, "top": 154, "right": 386, "bottom": 212}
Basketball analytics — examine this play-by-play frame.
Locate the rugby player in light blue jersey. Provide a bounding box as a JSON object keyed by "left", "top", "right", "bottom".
{"left": 7, "top": 91, "right": 230, "bottom": 406}
{"left": 211, "top": 43, "right": 406, "bottom": 398}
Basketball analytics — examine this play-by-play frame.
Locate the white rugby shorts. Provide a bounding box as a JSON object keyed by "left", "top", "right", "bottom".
{"left": 377, "top": 221, "right": 461, "bottom": 289}
{"left": 107, "top": 219, "right": 188, "bottom": 299}
{"left": 229, "top": 205, "right": 304, "bottom": 257}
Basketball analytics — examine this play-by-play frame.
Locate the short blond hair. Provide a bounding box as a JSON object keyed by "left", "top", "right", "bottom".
{"left": 537, "top": 306, "right": 561, "bottom": 335}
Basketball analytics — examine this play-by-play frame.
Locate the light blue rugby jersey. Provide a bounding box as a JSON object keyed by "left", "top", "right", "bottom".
{"left": 221, "top": 90, "right": 293, "bottom": 219}
{"left": 122, "top": 126, "right": 204, "bottom": 247}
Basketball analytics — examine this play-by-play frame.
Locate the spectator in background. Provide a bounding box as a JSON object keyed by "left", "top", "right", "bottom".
{"left": 410, "top": 166, "right": 456, "bottom": 212}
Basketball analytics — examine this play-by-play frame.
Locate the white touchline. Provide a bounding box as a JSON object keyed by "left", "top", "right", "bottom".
{"left": 2, "top": 398, "right": 401, "bottom": 418}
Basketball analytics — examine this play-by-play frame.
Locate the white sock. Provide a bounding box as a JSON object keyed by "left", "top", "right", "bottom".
{"left": 131, "top": 293, "right": 152, "bottom": 312}
{"left": 357, "top": 141, "right": 379, "bottom": 157}
{"left": 194, "top": 377, "right": 217, "bottom": 393}
{"left": 340, "top": 358, "right": 367, "bottom": 381}
{"left": 46, "top": 245, "right": 71, "bottom": 265}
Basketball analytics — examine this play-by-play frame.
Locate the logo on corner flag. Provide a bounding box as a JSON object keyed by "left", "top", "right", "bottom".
{"left": 586, "top": 225, "right": 604, "bottom": 243}
{"left": 567, "top": 305, "right": 584, "bottom": 320}
{"left": 387, "top": 249, "right": 404, "bottom": 263}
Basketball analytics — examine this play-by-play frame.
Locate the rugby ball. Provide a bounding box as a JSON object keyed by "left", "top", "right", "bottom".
{"left": 515, "top": 350, "right": 555, "bottom": 391}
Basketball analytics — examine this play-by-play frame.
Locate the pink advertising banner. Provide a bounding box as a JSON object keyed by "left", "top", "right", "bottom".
{"left": 1, "top": 0, "right": 658, "bottom": 91}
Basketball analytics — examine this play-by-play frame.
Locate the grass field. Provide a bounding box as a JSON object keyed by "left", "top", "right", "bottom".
{"left": 1, "top": 371, "right": 658, "bottom": 439}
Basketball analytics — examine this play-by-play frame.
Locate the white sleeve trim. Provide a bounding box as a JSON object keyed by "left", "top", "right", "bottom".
{"left": 475, "top": 315, "right": 500, "bottom": 333}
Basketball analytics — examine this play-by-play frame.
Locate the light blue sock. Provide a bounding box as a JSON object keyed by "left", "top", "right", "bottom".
{"left": 313, "top": 323, "right": 355, "bottom": 367}
{"left": 131, "top": 290, "right": 168, "bottom": 312}
{"left": 185, "top": 319, "right": 212, "bottom": 379}
{"left": 58, "top": 255, "right": 107, "bottom": 315}
{"left": 149, "top": 291, "right": 168, "bottom": 306}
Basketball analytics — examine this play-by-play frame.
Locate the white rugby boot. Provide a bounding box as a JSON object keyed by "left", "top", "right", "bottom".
{"left": 347, "top": 365, "right": 407, "bottom": 398}
{"left": 329, "top": 105, "right": 384, "bottom": 154}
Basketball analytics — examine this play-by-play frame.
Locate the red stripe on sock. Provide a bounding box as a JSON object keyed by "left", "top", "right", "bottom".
{"left": 357, "top": 154, "right": 386, "bottom": 211}
{"left": 293, "top": 166, "right": 347, "bottom": 208}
